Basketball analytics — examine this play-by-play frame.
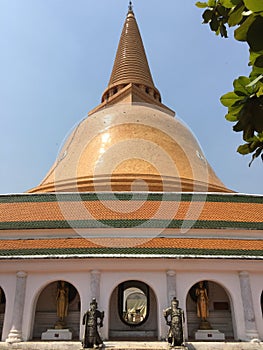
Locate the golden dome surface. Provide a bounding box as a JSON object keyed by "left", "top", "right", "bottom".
{"left": 29, "top": 103, "right": 230, "bottom": 193}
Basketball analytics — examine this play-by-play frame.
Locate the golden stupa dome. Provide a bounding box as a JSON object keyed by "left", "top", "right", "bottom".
{"left": 28, "top": 4, "right": 231, "bottom": 194}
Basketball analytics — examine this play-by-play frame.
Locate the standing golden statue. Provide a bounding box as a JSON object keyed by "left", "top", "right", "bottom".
{"left": 196, "top": 281, "right": 209, "bottom": 320}
{"left": 195, "top": 281, "right": 212, "bottom": 329}
{"left": 55, "top": 280, "right": 69, "bottom": 329}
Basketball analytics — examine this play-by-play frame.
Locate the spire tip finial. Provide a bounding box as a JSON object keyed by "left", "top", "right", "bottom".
{"left": 128, "top": 1, "right": 133, "bottom": 12}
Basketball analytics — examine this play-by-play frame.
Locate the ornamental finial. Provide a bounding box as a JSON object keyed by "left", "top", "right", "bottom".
{"left": 128, "top": 1, "right": 133, "bottom": 12}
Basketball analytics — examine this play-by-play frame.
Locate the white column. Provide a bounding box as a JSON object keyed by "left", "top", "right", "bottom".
{"left": 161, "top": 271, "right": 177, "bottom": 340}
{"left": 90, "top": 270, "right": 101, "bottom": 304}
{"left": 166, "top": 270, "right": 176, "bottom": 305}
{"left": 239, "top": 271, "right": 259, "bottom": 340}
{"left": 6, "top": 271, "right": 27, "bottom": 343}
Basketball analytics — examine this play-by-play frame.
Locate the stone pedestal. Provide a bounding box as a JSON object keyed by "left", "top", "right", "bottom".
{"left": 5, "top": 329, "right": 23, "bottom": 344}
{"left": 195, "top": 329, "right": 225, "bottom": 340}
{"left": 41, "top": 329, "right": 72, "bottom": 340}
{"left": 198, "top": 320, "right": 212, "bottom": 330}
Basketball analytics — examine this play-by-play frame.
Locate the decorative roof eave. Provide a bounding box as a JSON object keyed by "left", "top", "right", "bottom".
{"left": 1, "top": 251, "right": 263, "bottom": 261}
{"left": 89, "top": 84, "right": 174, "bottom": 116}
{"left": 2, "top": 192, "right": 262, "bottom": 203}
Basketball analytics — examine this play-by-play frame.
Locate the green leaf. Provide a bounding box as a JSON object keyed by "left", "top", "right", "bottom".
{"left": 225, "top": 112, "right": 238, "bottom": 121}
{"left": 228, "top": 4, "right": 245, "bottom": 26}
{"left": 249, "top": 50, "right": 263, "bottom": 66}
{"left": 220, "top": 91, "right": 243, "bottom": 107}
{"left": 207, "top": 0, "right": 216, "bottom": 6}
{"left": 245, "top": 135, "right": 261, "bottom": 143}
{"left": 229, "top": 103, "right": 244, "bottom": 115}
{"left": 250, "top": 140, "right": 262, "bottom": 150}
{"left": 216, "top": 27, "right": 221, "bottom": 35}
{"left": 251, "top": 97, "right": 263, "bottom": 132}
{"left": 247, "top": 16, "right": 263, "bottom": 51}
{"left": 231, "top": 0, "right": 243, "bottom": 5}
{"left": 202, "top": 9, "right": 213, "bottom": 22}
{"left": 255, "top": 55, "right": 263, "bottom": 68}
{"left": 210, "top": 16, "right": 220, "bottom": 31}
{"left": 217, "top": 5, "right": 229, "bottom": 16}
{"left": 258, "top": 132, "right": 263, "bottom": 141}
{"left": 237, "top": 143, "right": 251, "bottom": 154}
{"left": 233, "top": 76, "right": 251, "bottom": 95}
{"left": 250, "top": 65, "right": 263, "bottom": 78}
{"left": 234, "top": 14, "right": 256, "bottom": 41}
{"left": 196, "top": 1, "right": 208, "bottom": 8}
{"left": 256, "top": 85, "right": 263, "bottom": 97}
{"left": 220, "top": 0, "right": 234, "bottom": 8}
{"left": 243, "top": 0, "right": 263, "bottom": 12}
{"left": 233, "top": 120, "right": 244, "bottom": 132}
{"left": 243, "top": 124, "right": 254, "bottom": 140}
{"left": 235, "top": 90, "right": 248, "bottom": 97}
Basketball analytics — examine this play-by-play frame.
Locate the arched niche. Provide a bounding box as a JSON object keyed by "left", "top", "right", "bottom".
{"left": 109, "top": 280, "right": 157, "bottom": 340}
{"left": 186, "top": 280, "right": 234, "bottom": 340}
{"left": 0, "top": 287, "right": 6, "bottom": 340}
{"left": 32, "top": 280, "right": 80, "bottom": 339}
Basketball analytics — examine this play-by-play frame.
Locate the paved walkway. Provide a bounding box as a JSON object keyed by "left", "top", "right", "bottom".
{"left": 0, "top": 341, "right": 262, "bottom": 350}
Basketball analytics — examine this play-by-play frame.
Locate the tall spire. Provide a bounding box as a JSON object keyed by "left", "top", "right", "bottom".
{"left": 101, "top": 3, "right": 162, "bottom": 105}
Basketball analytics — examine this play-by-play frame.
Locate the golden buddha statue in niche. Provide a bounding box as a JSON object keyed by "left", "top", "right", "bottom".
{"left": 195, "top": 281, "right": 212, "bottom": 330}
{"left": 55, "top": 280, "right": 69, "bottom": 329}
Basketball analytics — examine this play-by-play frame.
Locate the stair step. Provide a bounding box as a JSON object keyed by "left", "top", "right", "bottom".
{"left": 0, "top": 341, "right": 262, "bottom": 350}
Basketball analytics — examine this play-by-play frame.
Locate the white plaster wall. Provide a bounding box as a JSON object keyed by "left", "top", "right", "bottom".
{"left": 0, "top": 257, "right": 262, "bottom": 342}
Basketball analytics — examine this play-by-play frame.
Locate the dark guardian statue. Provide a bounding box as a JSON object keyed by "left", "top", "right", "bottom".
{"left": 163, "top": 297, "right": 186, "bottom": 349}
{"left": 82, "top": 298, "right": 104, "bottom": 349}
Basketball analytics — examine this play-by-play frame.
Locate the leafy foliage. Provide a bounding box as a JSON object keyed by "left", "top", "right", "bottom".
{"left": 196, "top": 0, "right": 263, "bottom": 165}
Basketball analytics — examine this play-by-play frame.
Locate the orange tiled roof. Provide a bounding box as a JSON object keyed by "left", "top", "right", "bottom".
{"left": 0, "top": 237, "right": 263, "bottom": 251}
{"left": 0, "top": 236, "right": 262, "bottom": 259}
{"left": 0, "top": 199, "right": 262, "bottom": 223}
{"left": 0, "top": 193, "right": 262, "bottom": 230}
{"left": 0, "top": 192, "right": 262, "bottom": 259}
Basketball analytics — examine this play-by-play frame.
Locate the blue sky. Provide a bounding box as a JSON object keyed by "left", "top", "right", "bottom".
{"left": 0, "top": 0, "right": 262, "bottom": 195}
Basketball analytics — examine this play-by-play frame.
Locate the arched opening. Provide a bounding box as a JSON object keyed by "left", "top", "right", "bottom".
{"left": 32, "top": 280, "right": 80, "bottom": 340}
{"left": 109, "top": 280, "right": 157, "bottom": 340}
{"left": 0, "top": 287, "right": 6, "bottom": 340}
{"left": 186, "top": 280, "right": 234, "bottom": 340}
